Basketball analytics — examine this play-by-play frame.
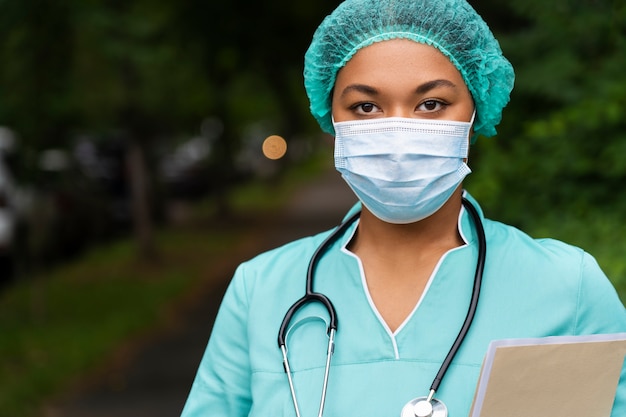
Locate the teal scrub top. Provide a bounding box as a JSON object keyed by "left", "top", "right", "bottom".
{"left": 181, "top": 193, "right": 626, "bottom": 417}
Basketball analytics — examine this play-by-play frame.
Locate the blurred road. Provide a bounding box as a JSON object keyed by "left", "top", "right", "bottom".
{"left": 41, "top": 168, "right": 356, "bottom": 417}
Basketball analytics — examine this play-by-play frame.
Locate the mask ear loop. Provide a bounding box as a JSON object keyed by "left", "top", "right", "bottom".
{"left": 465, "top": 109, "right": 477, "bottom": 164}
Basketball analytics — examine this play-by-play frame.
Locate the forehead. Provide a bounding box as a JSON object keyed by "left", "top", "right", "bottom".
{"left": 334, "top": 39, "right": 466, "bottom": 89}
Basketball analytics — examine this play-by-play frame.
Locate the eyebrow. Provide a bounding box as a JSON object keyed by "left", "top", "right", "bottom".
{"left": 414, "top": 79, "right": 458, "bottom": 94}
{"left": 338, "top": 83, "right": 379, "bottom": 98}
{"left": 338, "top": 79, "right": 458, "bottom": 98}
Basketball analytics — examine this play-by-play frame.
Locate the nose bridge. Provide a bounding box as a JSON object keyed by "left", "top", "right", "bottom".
{"left": 387, "top": 102, "right": 415, "bottom": 118}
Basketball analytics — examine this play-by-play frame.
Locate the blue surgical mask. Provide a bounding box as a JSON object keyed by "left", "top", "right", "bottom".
{"left": 333, "top": 116, "right": 473, "bottom": 224}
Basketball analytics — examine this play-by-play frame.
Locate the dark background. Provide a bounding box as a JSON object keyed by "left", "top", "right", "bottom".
{"left": 0, "top": 0, "right": 624, "bottom": 277}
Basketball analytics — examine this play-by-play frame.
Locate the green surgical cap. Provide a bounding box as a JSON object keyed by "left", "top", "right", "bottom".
{"left": 304, "top": 0, "right": 515, "bottom": 139}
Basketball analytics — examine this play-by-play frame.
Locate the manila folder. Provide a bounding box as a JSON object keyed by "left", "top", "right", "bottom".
{"left": 469, "top": 333, "right": 626, "bottom": 417}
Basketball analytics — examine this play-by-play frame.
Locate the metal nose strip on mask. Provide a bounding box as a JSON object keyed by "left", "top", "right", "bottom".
{"left": 334, "top": 117, "right": 472, "bottom": 137}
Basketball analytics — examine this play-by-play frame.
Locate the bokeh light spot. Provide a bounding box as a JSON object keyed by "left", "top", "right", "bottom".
{"left": 262, "top": 135, "right": 287, "bottom": 160}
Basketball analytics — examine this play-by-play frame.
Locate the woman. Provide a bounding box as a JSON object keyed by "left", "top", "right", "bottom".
{"left": 181, "top": 0, "right": 626, "bottom": 416}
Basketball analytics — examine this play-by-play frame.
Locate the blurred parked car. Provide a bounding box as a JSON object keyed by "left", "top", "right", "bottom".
{"left": 24, "top": 143, "right": 132, "bottom": 267}
{"left": 0, "top": 127, "right": 18, "bottom": 286}
{"left": 158, "top": 135, "right": 215, "bottom": 200}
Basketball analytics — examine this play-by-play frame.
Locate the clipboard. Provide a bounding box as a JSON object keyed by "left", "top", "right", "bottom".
{"left": 469, "top": 333, "right": 626, "bottom": 417}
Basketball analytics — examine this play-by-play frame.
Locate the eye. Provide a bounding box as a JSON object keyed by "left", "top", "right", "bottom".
{"left": 417, "top": 99, "right": 447, "bottom": 112}
{"left": 352, "top": 102, "right": 381, "bottom": 114}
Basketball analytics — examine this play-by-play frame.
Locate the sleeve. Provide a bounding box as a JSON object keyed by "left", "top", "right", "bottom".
{"left": 180, "top": 263, "right": 252, "bottom": 417}
{"left": 574, "top": 252, "right": 626, "bottom": 417}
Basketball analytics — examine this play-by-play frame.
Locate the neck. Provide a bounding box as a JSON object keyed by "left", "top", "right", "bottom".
{"left": 349, "top": 188, "right": 465, "bottom": 256}
{"left": 347, "top": 188, "right": 465, "bottom": 331}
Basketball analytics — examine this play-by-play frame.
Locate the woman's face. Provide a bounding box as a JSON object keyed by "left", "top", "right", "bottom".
{"left": 332, "top": 39, "right": 475, "bottom": 124}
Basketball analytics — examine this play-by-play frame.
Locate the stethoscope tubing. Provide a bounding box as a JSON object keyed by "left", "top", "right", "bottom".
{"left": 277, "top": 197, "right": 486, "bottom": 417}
{"left": 430, "top": 197, "right": 486, "bottom": 392}
{"left": 277, "top": 210, "right": 360, "bottom": 347}
{"left": 277, "top": 210, "right": 359, "bottom": 417}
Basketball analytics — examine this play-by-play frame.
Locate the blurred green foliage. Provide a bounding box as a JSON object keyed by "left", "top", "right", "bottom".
{"left": 1, "top": 0, "right": 623, "bottom": 212}
{"left": 0, "top": 0, "right": 338, "bottom": 265}
{"left": 466, "top": 0, "right": 626, "bottom": 288}
{"left": 0, "top": 0, "right": 336, "bottom": 166}
{"left": 0, "top": 0, "right": 622, "bottom": 304}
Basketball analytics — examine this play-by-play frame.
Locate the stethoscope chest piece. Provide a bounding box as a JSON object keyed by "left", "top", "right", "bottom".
{"left": 401, "top": 397, "right": 448, "bottom": 417}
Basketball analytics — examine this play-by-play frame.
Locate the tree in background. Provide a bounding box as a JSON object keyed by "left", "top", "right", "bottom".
{"left": 0, "top": 0, "right": 337, "bottom": 267}
{"left": 171, "top": 0, "right": 338, "bottom": 216}
{"left": 2, "top": 0, "right": 623, "bottom": 269}
{"left": 0, "top": 0, "right": 75, "bottom": 174}
{"left": 468, "top": 0, "right": 626, "bottom": 226}
{"left": 69, "top": 0, "right": 214, "bottom": 259}
{"left": 0, "top": 0, "right": 217, "bottom": 262}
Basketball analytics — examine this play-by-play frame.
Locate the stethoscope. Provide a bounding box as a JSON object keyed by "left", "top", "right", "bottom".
{"left": 278, "top": 197, "right": 486, "bottom": 417}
